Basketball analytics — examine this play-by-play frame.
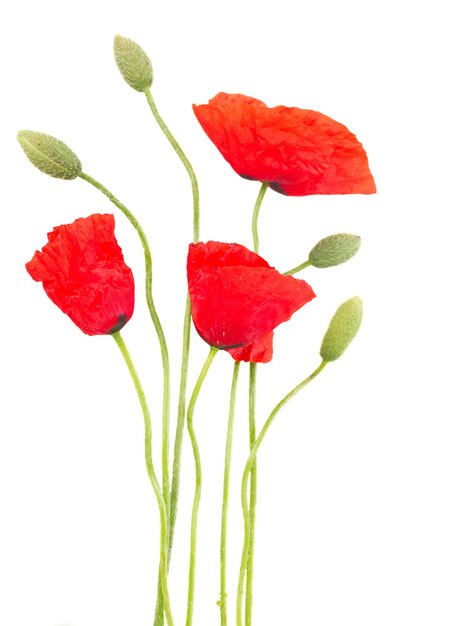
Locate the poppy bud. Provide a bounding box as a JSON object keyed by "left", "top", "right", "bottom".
{"left": 320, "top": 296, "right": 363, "bottom": 362}
{"left": 17, "top": 130, "right": 82, "bottom": 180}
{"left": 309, "top": 234, "right": 361, "bottom": 268}
{"left": 113, "top": 35, "right": 153, "bottom": 92}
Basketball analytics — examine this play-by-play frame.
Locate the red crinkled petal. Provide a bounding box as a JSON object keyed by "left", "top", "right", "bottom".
{"left": 187, "top": 240, "right": 271, "bottom": 271}
{"left": 188, "top": 242, "right": 315, "bottom": 350}
{"left": 26, "top": 214, "right": 134, "bottom": 335}
{"left": 228, "top": 331, "right": 274, "bottom": 363}
{"left": 193, "top": 93, "right": 376, "bottom": 196}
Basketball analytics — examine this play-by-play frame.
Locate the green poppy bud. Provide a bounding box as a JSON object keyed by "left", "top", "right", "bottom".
{"left": 17, "top": 130, "right": 82, "bottom": 180}
{"left": 320, "top": 296, "right": 363, "bottom": 362}
{"left": 309, "top": 234, "right": 361, "bottom": 268}
{"left": 113, "top": 35, "right": 153, "bottom": 92}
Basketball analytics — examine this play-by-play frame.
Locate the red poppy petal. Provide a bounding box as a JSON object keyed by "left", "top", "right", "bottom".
{"left": 26, "top": 214, "right": 134, "bottom": 335}
{"left": 228, "top": 331, "right": 274, "bottom": 363}
{"left": 188, "top": 242, "right": 315, "bottom": 349}
{"left": 193, "top": 93, "right": 376, "bottom": 196}
{"left": 187, "top": 240, "right": 271, "bottom": 271}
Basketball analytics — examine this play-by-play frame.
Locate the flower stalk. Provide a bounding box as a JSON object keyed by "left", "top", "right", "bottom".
{"left": 144, "top": 89, "right": 200, "bottom": 242}
{"left": 113, "top": 331, "right": 174, "bottom": 626}
{"left": 186, "top": 346, "right": 218, "bottom": 626}
{"left": 283, "top": 259, "right": 311, "bottom": 276}
{"left": 245, "top": 363, "right": 257, "bottom": 626}
{"left": 219, "top": 361, "right": 241, "bottom": 626}
{"left": 251, "top": 182, "right": 268, "bottom": 255}
{"left": 244, "top": 182, "right": 268, "bottom": 626}
{"left": 236, "top": 360, "right": 328, "bottom": 626}
{"left": 140, "top": 77, "right": 201, "bottom": 626}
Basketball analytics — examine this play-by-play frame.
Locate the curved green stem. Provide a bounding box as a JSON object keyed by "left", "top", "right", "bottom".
{"left": 144, "top": 89, "right": 200, "bottom": 242}
{"left": 251, "top": 182, "right": 268, "bottom": 255}
{"left": 236, "top": 360, "right": 328, "bottom": 626}
{"left": 112, "top": 331, "right": 174, "bottom": 626}
{"left": 219, "top": 361, "right": 241, "bottom": 626}
{"left": 169, "top": 295, "right": 192, "bottom": 556}
{"left": 242, "top": 182, "right": 268, "bottom": 626}
{"left": 186, "top": 346, "right": 218, "bottom": 626}
{"left": 79, "top": 171, "right": 171, "bottom": 515}
{"left": 283, "top": 260, "right": 311, "bottom": 276}
{"left": 154, "top": 298, "right": 193, "bottom": 626}
{"left": 143, "top": 87, "right": 200, "bottom": 626}
{"left": 245, "top": 363, "right": 257, "bottom": 626}
{"left": 155, "top": 299, "right": 193, "bottom": 626}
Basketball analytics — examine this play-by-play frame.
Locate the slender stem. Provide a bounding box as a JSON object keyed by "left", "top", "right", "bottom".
{"left": 169, "top": 295, "right": 192, "bottom": 556}
{"left": 155, "top": 298, "right": 194, "bottom": 625}
{"left": 241, "top": 182, "right": 268, "bottom": 626}
{"left": 251, "top": 182, "right": 268, "bottom": 255}
{"left": 236, "top": 360, "right": 328, "bottom": 626}
{"left": 79, "top": 171, "right": 171, "bottom": 517}
{"left": 144, "top": 88, "right": 200, "bottom": 626}
{"left": 283, "top": 260, "right": 311, "bottom": 276}
{"left": 112, "top": 331, "right": 174, "bottom": 626}
{"left": 219, "top": 361, "right": 241, "bottom": 626}
{"left": 245, "top": 363, "right": 257, "bottom": 626}
{"left": 144, "top": 89, "right": 200, "bottom": 242}
{"left": 186, "top": 347, "right": 218, "bottom": 626}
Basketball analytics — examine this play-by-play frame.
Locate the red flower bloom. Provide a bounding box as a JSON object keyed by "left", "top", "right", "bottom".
{"left": 26, "top": 213, "right": 134, "bottom": 336}
{"left": 187, "top": 242, "right": 315, "bottom": 360}
{"left": 193, "top": 93, "right": 376, "bottom": 196}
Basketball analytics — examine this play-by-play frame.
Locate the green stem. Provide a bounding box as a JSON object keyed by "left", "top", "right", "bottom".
{"left": 144, "top": 89, "right": 200, "bottom": 242}
{"left": 112, "top": 331, "right": 174, "bottom": 626}
{"left": 251, "top": 182, "right": 268, "bottom": 255}
{"left": 169, "top": 295, "right": 192, "bottom": 556}
{"left": 79, "top": 171, "right": 171, "bottom": 518}
{"left": 186, "top": 346, "right": 218, "bottom": 626}
{"left": 241, "top": 182, "right": 268, "bottom": 626}
{"left": 245, "top": 363, "right": 257, "bottom": 626}
{"left": 219, "top": 361, "right": 241, "bottom": 626}
{"left": 145, "top": 85, "right": 202, "bottom": 626}
{"left": 283, "top": 260, "right": 311, "bottom": 276}
{"left": 236, "top": 360, "right": 328, "bottom": 626}
{"left": 155, "top": 297, "right": 193, "bottom": 626}
{"left": 156, "top": 299, "right": 192, "bottom": 622}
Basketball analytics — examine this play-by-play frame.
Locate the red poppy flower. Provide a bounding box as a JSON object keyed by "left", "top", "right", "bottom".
{"left": 193, "top": 93, "right": 376, "bottom": 196}
{"left": 187, "top": 242, "right": 315, "bottom": 359}
{"left": 26, "top": 213, "right": 134, "bottom": 336}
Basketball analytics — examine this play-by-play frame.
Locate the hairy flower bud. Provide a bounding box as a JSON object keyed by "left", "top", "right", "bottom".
{"left": 309, "top": 234, "right": 361, "bottom": 268}
{"left": 17, "top": 130, "right": 82, "bottom": 180}
{"left": 113, "top": 35, "right": 153, "bottom": 92}
{"left": 320, "top": 297, "right": 363, "bottom": 362}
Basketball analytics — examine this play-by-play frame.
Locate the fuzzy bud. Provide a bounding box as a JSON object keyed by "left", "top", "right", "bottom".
{"left": 17, "top": 130, "right": 82, "bottom": 180}
{"left": 320, "top": 297, "right": 363, "bottom": 362}
{"left": 114, "top": 35, "right": 153, "bottom": 92}
{"left": 309, "top": 234, "right": 361, "bottom": 268}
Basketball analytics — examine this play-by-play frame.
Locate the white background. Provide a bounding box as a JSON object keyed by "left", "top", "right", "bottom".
{"left": 1, "top": 0, "right": 468, "bottom": 625}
